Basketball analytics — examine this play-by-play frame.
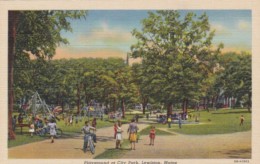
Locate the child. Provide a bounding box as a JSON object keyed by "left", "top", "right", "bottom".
{"left": 92, "top": 118, "right": 97, "bottom": 128}
{"left": 29, "top": 122, "right": 35, "bottom": 137}
{"left": 48, "top": 119, "right": 57, "bottom": 143}
{"left": 114, "top": 122, "right": 117, "bottom": 139}
{"left": 149, "top": 126, "right": 156, "bottom": 146}
{"left": 115, "top": 122, "right": 123, "bottom": 149}
{"left": 240, "top": 115, "right": 245, "bottom": 126}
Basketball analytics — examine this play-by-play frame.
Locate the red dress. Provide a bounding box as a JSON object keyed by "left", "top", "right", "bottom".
{"left": 114, "top": 124, "right": 117, "bottom": 139}
{"left": 149, "top": 129, "right": 155, "bottom": 139}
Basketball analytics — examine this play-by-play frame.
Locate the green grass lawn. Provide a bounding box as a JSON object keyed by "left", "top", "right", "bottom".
{"left": 168, "top": 108, "right": 251, "bottom": 135}
{"left": 9, "top": 112, "right": 138, "bottom": 148}
{"left": 8, "top": 127, "right": 49, "bottom": 148}
{"left": 94, "top": 139, "right": 131, "bottom": 159}
{"left": 9, "top": 108, "right": 250, "bottom": 148}
{"left": 138, "top": 125, "right": 174, "bottom": 136}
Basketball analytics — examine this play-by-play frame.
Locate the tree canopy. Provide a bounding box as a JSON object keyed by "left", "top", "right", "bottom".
{"left": 130, "top": 11, "right": 223, "bottom": 115}
{"left": 9, "top": 10, "right": 87, "bottom": 139}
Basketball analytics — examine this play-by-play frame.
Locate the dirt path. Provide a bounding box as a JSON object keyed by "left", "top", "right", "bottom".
{"left": 8, "top": 123, "right": 149, "bottom": 159}
{"left": 121, "top": 129, "right": 251, "bottom": 159}
{"left": 8, "top": 120, "right": 251, "bottom": 159}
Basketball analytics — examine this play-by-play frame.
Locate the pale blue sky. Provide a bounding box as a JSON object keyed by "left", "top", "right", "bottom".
{"left": 55, "top": 10, "right": 251, "bottom": 60}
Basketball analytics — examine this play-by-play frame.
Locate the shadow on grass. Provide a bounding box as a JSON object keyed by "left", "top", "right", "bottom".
{"left": 216, "top": 148, "right": 251, "bottom": 159}
{"left": 94, "top": 139, "right": 131, "bottom": 159}
{"left": 212, "top": 111, "right": 250, "bottom": 115}
{"left": 95, "top": 148, "right": 131, "bottom": 159}
{"left": 96, "top": 136, "right": 114, "bottom": 142}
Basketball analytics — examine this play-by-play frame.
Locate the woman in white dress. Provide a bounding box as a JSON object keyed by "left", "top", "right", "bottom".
{"left": 48, "top": 119, "right": 57, "bottom": 143}
{"left": 116, "top": 122, "right": 123, "bottom": 149}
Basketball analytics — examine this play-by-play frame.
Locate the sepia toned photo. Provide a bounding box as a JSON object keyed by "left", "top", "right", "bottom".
{"left": 1, "top": 1, "right": 259, "bottom": 164}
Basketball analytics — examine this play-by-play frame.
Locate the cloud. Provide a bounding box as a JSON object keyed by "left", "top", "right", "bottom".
{"left": 53, "top": 47, "right": 127, "bottom": 60}
{"left": 212, "top": 43, "right": 251, "bottom": 54}
{"left": 237, "top": 20, "right": 251, "bottom": 31}
{"left": 211, "top": 23, "right": 231, "bottom": 36}
{"left": 78, "top": 22, "right": 135, "bottom": 48}
{"left": 53, "top": 46, "right": 142, "bottom": 66}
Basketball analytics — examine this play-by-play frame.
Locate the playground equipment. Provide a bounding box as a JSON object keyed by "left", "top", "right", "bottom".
{"left": 27, "top": 91, "right": 55, "bottom": 119}
{"left": 82, "top": 102, "right": 104, "bottom": 121}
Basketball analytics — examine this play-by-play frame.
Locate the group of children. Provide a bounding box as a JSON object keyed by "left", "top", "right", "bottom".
{"left": 113, "top": 119, "right": 156, "bottom": 150}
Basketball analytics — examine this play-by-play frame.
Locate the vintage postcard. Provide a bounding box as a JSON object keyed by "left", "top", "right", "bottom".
{"left": 0, "top": 0, "right": 259, "bottom": 164}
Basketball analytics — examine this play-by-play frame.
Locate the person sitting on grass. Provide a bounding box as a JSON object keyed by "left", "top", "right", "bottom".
{"left": 149, "top": 126, "right": 156, "bottom": 146}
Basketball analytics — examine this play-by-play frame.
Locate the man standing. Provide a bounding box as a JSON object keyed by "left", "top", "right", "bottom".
{"left": 167, "top": 116, "right": 172, "bottom": 128}
{"left": 81, "top": 121, "right": 97, "bottom": 152}
{"left": 178, "top": 114, "right": 182, "bottom": 129}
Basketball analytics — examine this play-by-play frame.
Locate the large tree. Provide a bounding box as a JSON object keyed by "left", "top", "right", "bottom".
{"left": 130, "top": 11, "right": 222, "bottom": 116}
{"left": 8, "top": 10, "right": 87, "bottom": 139}
{"left": 217, "top": 52, "right": 252, "bottom": 111}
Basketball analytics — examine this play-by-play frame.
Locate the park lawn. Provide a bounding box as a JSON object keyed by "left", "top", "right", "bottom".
{"left": 138, "top": 125, "right": 174, "bottom": 136}
{"left": 8, "top": 127, "right": 49, "bottom": 148}
{"left": 9, "top": 111, "right": 140, "bottom": 147}
{"left": 168, "top": 108, "right": 251, "bottom": 135}
{"left": 56, "top": 118, "right": 115, "bottom": 133}
{"left": 94, "top": 139, "right": 130, "bottom": 159}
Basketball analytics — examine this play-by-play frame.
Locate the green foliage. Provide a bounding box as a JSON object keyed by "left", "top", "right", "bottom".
{"left": 16, "top": 11, "right": 87, "bottom": 59}
{"left": 130, "top": 10, "right": 223, "bottom": 112}
{"left": 170, "top": 109, "right": 251, "bottom": 134}
{"left": 215, "top": 52, "right": 252, "bottom": 109}
{"left": 14, "top": 57, "right": 139, "bottom": 116}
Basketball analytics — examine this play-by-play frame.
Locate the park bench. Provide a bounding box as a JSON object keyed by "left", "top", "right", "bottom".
{"left": 16, "top": 123, "right": 30, "bottom": 134}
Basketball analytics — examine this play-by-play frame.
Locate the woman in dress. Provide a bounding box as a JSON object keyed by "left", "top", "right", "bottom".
{"left": 127, "top": 119, "right": 139, "bottom": 150}
{"left": 115, "top": 122, "right": 123, "bottom": 149}
{"left": 48, "top": 119, "right": 57, "bottom": 143}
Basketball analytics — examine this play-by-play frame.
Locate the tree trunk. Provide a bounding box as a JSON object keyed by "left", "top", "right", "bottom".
{"left": 203, "top": 97, "right": 206, "bottom": 110}
{"left": 212, "top": 96, "right": 215, "bottom": 108}
{"left": 77, "top": 84, "right": 80, "bottom": 114}
{"left": 182, "top": 99, "right": 185, "bottom": 113}
{"left": 206, "top": 97, "right": 209, "bottom": 112}
{"left": 142, "top": 97, "right": 148, "bottom": 115}
{"left": 215, "top": 95, "right": 219, "bottom": 109}
{"left": 182, "top": 98, "right": 187, "bottom": 113}
{"left": 113, "top": 98, "right": 116, "bottom": 112}
{"left": 8, "top": 11, "right": 19, "bottom": 140}
{"left": 167, "top": 102, "right": 173, "bottom": 117}
{"left": 61, "top": 99, "right": 65, "bottom": 114}
{"left": 121, "top": 99, "right": 125, "bottom": 118}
